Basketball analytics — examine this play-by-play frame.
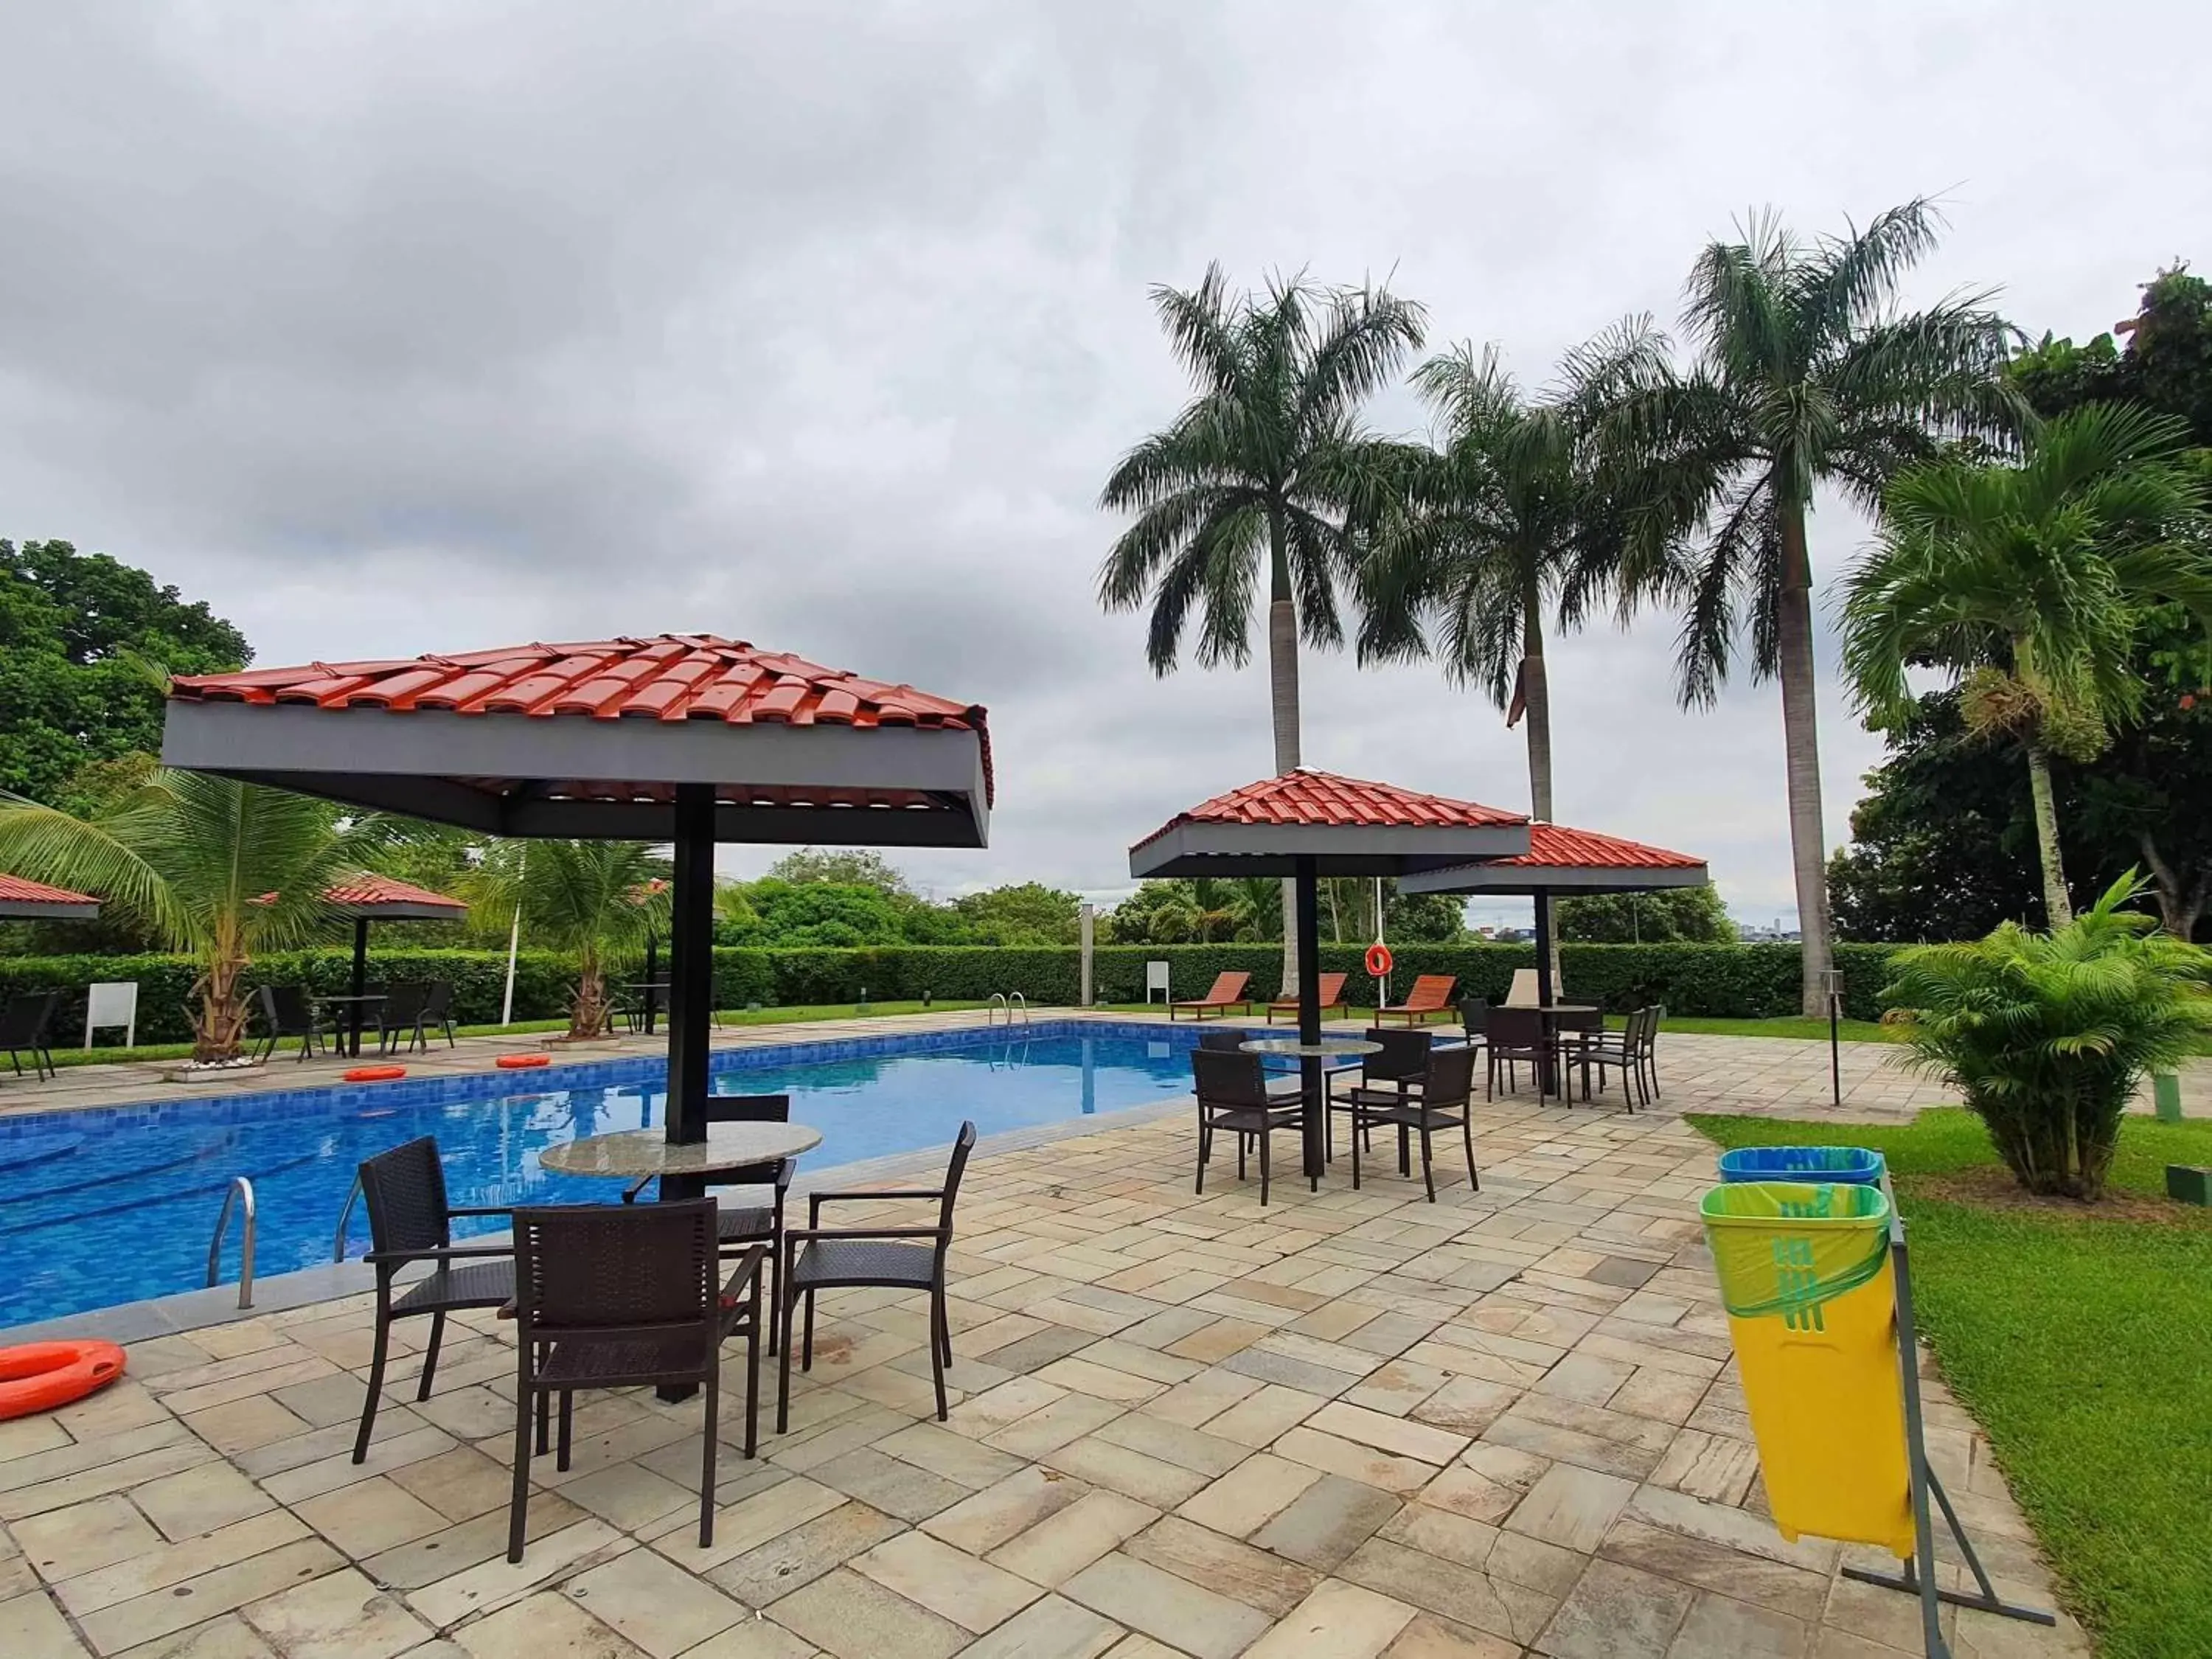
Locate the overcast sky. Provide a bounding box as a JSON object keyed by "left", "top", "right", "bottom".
{"left": 3, "top": 3, "right": 2205, "bottom": 925}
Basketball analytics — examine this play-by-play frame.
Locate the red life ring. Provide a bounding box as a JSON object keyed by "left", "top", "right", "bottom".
{"left": 344, "top": 1065, "right": 407, "bottom": 1082}
{"left": 0, "top": 1341, "right": 127, "bottom": 1421}
{"left": 496, "top": 1054, "right": 552, "bottom": 1070}
{"left": 1366, "top": 942, "right": 1394, "bottom": 977}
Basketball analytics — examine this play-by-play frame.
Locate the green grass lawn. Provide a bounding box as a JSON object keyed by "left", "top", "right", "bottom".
{"left": 1690, "top": 1109, "right": 2212, "bottom": 1658}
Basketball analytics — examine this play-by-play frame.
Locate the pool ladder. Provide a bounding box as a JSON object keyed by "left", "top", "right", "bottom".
{"left": 987, "top": 992, "right": 1029, "bottom": 1028}
{"left": 205, "top": 1176, "right": 257, "bottom": 1310}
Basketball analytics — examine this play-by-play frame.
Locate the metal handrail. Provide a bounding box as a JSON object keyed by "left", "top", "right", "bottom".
{"left": 206, "top": 1176, "right": 257, "bottom": 1310}
{"left": 987, "top": 992, "right": 1008, "bottom": 1026}
{"left": 333, "top": 1172, "right": 364, "bottom": 1263}
{"left": 1009, "top": 992, "right": 1029, "bottom": 1026}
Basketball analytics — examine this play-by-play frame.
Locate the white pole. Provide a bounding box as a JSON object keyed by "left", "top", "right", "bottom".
{"left": 500, "top": 846, "right": 525, "bottom": 1026}
{"left": 1079, "top": 902, "right": 1095, "bottom": 1008}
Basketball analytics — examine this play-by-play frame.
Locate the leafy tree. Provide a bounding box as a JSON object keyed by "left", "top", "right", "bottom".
{"left": 764, "top": 847, "right": 914, "bottom": 897}
{"left": 1841, "top": 405, "right": 2212, "bottom": 925}
{"left": 1884, "top": 872, "right": 2212, "bottom": 1199}
{"left": 1557, "top": 884, "right": 1735, "bottom": 943}
{"left": 950, "top": 883, "right": 1082, "bottom": 945}
{"left": 1591, "top": 200, "right": 2023, "bottom": 1012}
{"left": 0, "top": 771, "right": 390, "bottom": 1060}
{"left": 2012, "top": 267, "right": 2212, "bottom": 445}
{"left": 459, "top": 841, "right": 670, "bottom": 1037}
{"left": 714, "top": 878, "right": 917, "bottom": 949}
{"left": 1099, "top": 264, "right": 1425, "bottom": 981}
{"left": 0, "top": 540, "right": 250, "bottom": 803}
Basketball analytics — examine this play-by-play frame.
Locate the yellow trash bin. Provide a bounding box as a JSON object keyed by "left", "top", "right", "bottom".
{"left": 1700, "top": 1180, "right": 1914, "bottom": 1557}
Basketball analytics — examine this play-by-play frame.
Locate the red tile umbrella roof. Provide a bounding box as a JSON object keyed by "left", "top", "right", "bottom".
{"left": 1134, "top": 768, "right": 1527, "bottom": 851}
{"left": 170, "top": 634, "right": 993, "bottom": 804}
{"left": 0, "top": 874, "right": 100, "bottom": 909}
{"left": 324, "top": 874, "right": 467, "bottom": 914}
{"left": 1494, "top": 824, "right": 1703, "bottom": 871}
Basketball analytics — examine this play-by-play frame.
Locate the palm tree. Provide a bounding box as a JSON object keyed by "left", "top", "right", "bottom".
{"left": 1841, "top": 404, "right": 2212, "bottom": 925}
{"left": 1099, "top": 263, "right": 1425, "bottom": 982}
{"left": 1593, "top": 200, "right": 2023, "bottom": 1013}
{"left": 460, "top": 841, "right": 672, "bottom": 1038}
{"left": 0, "top": 771, "right": 393, "bottom": 1062}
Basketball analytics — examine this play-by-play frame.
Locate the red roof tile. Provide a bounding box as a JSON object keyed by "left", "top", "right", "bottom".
{"left": 1135, "top": 769, "right": 1527, "bottom": 849}
{"left": 0, "top": 874, "right": 99, "bottom": 908}
{"left": 1495, "top": 824, "right": 1703, "bottom": 871}
{"left": 324, "top": 874, "right": 468, "bottom": 912}
{"left": 170, "top": 634, "right": 993, "bottom": 804}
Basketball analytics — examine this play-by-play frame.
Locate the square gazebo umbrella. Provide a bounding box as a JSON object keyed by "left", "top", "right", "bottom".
{"left": 1397, "top": 821, "right": 1709, "bottom": 1007}
{"left": 162, "top": 634, "right": 990, "bottom": 1167}
{"left": 0, "top": 874, "right": 101, "bottom": 922}
{"left": 1130, "top": 769, "right": 1529, "bottom": 1179}
{"left": 327, "top": 874, "right": 470, "bottom": 1055}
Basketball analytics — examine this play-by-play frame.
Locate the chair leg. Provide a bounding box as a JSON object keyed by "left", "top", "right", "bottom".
{"left": 1195, "top": 1119, "right": 1208, "bottom": 1195}
{"left": 1237, "top": 1133, "right": 1246, "bottom": 1181}
{"left": 507, "top": 1377, "right": 535, "bottom": 1565}
{"left": 1350, "top": 1107, "right": 1362, "bottom": 1189}
{"left": 776, "top": 1262, "right": 796, "bottom": 1436}
{"left": 802, "top": 1290, "right": 816, "bottom": 1371}
{"left": 1462, "top": 1116, "right": 1479, "bottom": 1192}
{"left": 556, "top": 1390, "right": 574, "bottom": 1472}
{"left": 744, "top": 1311, "right": 761, "bottom": 1459}
{"left": 535, "top": 1357, "right": 550, "bottom": 1455}
{"left": 1257, "top": 1121, "right": 1270, "bottom": 1207}
{"left": 928, "top": 1286, "right": 949, "bottom": 1421}
{"left": 764, "top": 1245, "right": 781, "bottom": 1357}
{"left": 1398, "top": 1124, "right": 1410, "bottom": 1177}
{"left": 1419, "top": 1123, "right": 1435, "bottom": 1203}
{"left": 416, "top": 1311, "right": 445, "bottom": 1401}
{"left": 699, "top": 1366, "right": 720, "bottom": 1548}
{"left": 352, "top": 1306, "right": 392, "bottom": 1464}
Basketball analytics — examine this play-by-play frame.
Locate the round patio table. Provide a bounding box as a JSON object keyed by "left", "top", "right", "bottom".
{"left": 538, "top": 1120, "right": 821, "bottom": 1179}
{"left": 1239, "top": 1037, "right": 1382, "bottom": 1186}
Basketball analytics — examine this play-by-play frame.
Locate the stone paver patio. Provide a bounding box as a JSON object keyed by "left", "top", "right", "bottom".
{"left": 0, "top": 1089, "right": 2092, "bottom": 1658}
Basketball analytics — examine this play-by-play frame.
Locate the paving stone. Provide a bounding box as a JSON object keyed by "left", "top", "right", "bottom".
{"left": 1242, "top": 1579, "right": 1418, "bottom": 1659}
{"left": 405, "top": 1520, "right": 626, "bottom": 1628}
{"left": 564, "top": 1546, "right": 747, "bottom": 1658}
{"left": 1200, "top": 1385, "right": 1325, "bottom": 1448}
{"left": 1092, "top": 1412, "right": 1249, "bottom": 1477}
{"left": 557, "top": 1464, "right": 700, "bottom": 1534}
{"left": 987, "top": 1329, "right": 1105, "bottom": 1377}
{"left": 1249, "top": 1475, "right": 1402, "bottom": 1572}
{"left": 291, "top": 1478, "right": 449, "bottom": 1558}
{"left": 1379, "top": 1501, "right": 1500, "bottom": 1571}
{"left": 674, "top": 1617, "right": 818, "bottom": 1659}
{"left": 238, "top": 1567, "right": 429, "bottom": 1659}
{"left": 1306, "top": 1404, "right": 1470, "bottom": 1467}
{"left": 1338, "top": 1538, "right": 1557, "bottom": 1649}
{"left": 1537, "top": 1559, "right": 1697, "bottom": 1659}
{"left": 1123, "top": 1515, "right": 1319, "bottom": 1618}
{"left": 386, "top": 1448, "right": 515, "bottom": 1523}
{"left": 1666, "top": 1590, "right": 1813, "bottom": 1658}
{"left": 986, "top": 1397, "right": 1130, "bottom": 1459}
{"left": 1223, "top": 1349, "right": 1364, "bottom": 1398}
{"left": 10, "top": 1496, "right": 161, "bottom": 1584}
{"left": 1600, "top": 1515, "right": 1830, "bottom": 1622}
{"left": 1062, "top": 1553, "right": 1273, "bottom": 1659}
{"left": 1176, "top": 1454, "right": 1324, "bottom": 1540}
{"left": 955, "top": 1593, "right": 1126, "bottom": 1659}
{"left": 950, "top": 1377, "right": 1071, "bottom": 1438}
{"left": 1045, "top": 1436, "right": 1209, "bottom": 1509}
{"left": 1166, "top": 1320, "right": 1272, "bottom": 1365}
{"left": 924, "top": 1467, "right": 1090, "bottom": 1557}
{"left": 360, "top": 1496, "right": 589, "bottom": 1593}
{"left": 990, "top": 1492, "right": 1161, "bottom": 1588}
{"left": 1381, "top": 1612, "right": 1521, "bottom": 1658}
{"left": 705, "top": 1500, "right": 904, "bottom": 1608}
{"left": 852, "top": 1529, "right": 1043, "bottom": 1633}
{"left": 452, "top": 1591, "right": 645, "bottom": 1659}
{"left": 1533, "top": 1354, "right": 1638, "bottom": 1409}
{"left": 768, "top": 1567, "right": 968, "bottom": 1659}
{"left": 1649, "top": 1429, "right": 1759, "bottom": 1506}
{"left": 809, "top": 1447, "right": 970, "bottom": 1522}
{"left": 673, "top": 1477, "right": 846, "bottom": 1569}
{"left": 878, "top": 1424, "right": 1027, "bottom": 1489}
{"left": 126, "top": 1610, "right": 285, "bottom": 1657}
{"left": 75, "top": 1537, "right": 343, "bottom": 1655}
{"left": 56, "top": 1513, "right": 312, "bottom": 1618}
{"left": 1271, "top": 1429, "right": 1436, "bottom": 1495}
{"left": 1587, "top": 1257, "right": 1663, "bottom": 1290}
{"left": 0, "top": 1589, "right": 91, "bottom": 1659}
{"left": 1503, "top": 1463, "right": 1635, "bottom": 1554}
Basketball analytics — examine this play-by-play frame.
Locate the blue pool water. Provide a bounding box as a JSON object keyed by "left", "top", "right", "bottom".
{"left": 0, "top": 1023, "right": 1216, "bottom": 1329}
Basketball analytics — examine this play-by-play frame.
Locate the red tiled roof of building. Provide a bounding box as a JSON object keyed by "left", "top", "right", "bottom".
{"left": 170, "top": 634, "right": 993, "bottom": 804}
{"left": 324, "top": 874, "right": 467, "bottom": 912}
{"left": 0, "top": 874, "right": 99, "bottom": 908}
{"left": 1135, "top": 769, "right": 1527, "bottom": 849}
{"left": 1496, "top": 824, "right": 1703, "bottom": 870}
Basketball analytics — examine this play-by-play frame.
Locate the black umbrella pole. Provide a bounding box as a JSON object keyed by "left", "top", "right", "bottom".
{"left": 1296, "top": 857, "right": 1324, "bottom": 1180}
{"left": 1533, "top": 888, "right": 1556, "bottom": 1096}
{"left": 349, "top": 917, "right": 370, "bottom": 1059}
{"left": 665, "top": 785, "right": 716, "bottom": 1161}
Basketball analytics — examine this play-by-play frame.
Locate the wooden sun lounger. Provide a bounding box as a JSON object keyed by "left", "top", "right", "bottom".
{"left": 1169, "top": 971, "right": 1254, "bottom": 1020}
{"left": 1379, "top": 973, "right": 1459, "bottom": 1026}
{"left": 1266, "top": 972, "right": 1349, "bottom": 1023}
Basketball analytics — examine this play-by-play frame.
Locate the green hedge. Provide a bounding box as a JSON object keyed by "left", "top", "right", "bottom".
{"left": 0, "top": 939, "right": 1907, "bottom": 1046}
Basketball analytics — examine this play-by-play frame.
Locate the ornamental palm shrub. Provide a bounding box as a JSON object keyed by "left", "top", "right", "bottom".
{"left": 458, "top": 840, "right": 670, "bottom": 1039}
{"left": 1882, "top": 872, "right": 2212, "bottom": 1198}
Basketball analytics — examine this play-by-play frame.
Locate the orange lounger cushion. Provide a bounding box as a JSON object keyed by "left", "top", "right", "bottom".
{"left": 344, "top": 1065, "right": 407, "bottom": 1082}
{"left": 496, "top": 1054, "right": 552, "bottom": 1070}
{"left": 0, "top": 1341, "right": 127, "bottom": 1420}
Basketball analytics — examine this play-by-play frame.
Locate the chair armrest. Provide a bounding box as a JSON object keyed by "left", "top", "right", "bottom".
{"left": 717, "top": 1244, "right": 767, "bottom": 1314}
{"left": 445, "top": 1205, "right": 516, "bottom": 1218}
{"left": 365, "top": 1243, "right": 512, "bottom": 1265}
{"left": 773, "top": 1159, "right": 796, "bottom": 1194}
{"left": 809, "top": 1188, "right": 943, "bottom": 1222}
{"left": 783, "top": 1225, "right": 946, "bottom": 1245}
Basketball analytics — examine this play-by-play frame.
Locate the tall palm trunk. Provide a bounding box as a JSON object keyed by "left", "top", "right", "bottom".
{"left": 1776, "top": 505, "right": 1834, "bottom": 1018}
{"left": 2024, "top": 741, "right": 2073, "bottom": 928}
{"left": 1267, "top": 511, "right": 1302, "bottom": 992}
{"left": 1520, "top": 582, "right": 1561, "bottom": 993}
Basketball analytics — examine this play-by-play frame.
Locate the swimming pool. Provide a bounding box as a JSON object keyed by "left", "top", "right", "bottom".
{"left": 0, "top": 1021, "right": 1222, "bottom": 1329}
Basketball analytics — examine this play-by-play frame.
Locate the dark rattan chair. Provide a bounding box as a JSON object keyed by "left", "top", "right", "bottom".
{"left": 626, "top": 1093, "right": 796, "bottom": 1352}
{"left": 1325, "top": 1027, "right": 1433, "bottom": 1158}
{"left": 1343, "top": 1044, "right": 1480, "bottom": 1200}
{"left": 0, "top": 991, "right": 60, "bottom": 1080}
{"left": 255, "top": 984, "right": 325, "bottom": 1062}
{"left": 1192, "top": 1048, "right": 1301, "bottom": 1207}
{"left": 414, "top": 980, "right": 458, "bottom": 1049}
{"left": 1485, "top": 1006, "right": 1548, "bottom": 1099}
{"left": 1567, "top": 1006, "right": 1651, "bottom": 1111}
{"left": 1197, "top": 1029, "right": 1300, "bottom": 1099}
{"left": 507, "top": 1200, "right": 763, "bottom": 1562}
{"left": 352, "top": 1135, "right": 517, "bottom": 1464}
{"left": 778, "top": 1121, "right": 976, "bottom": 1432}
{"left": 374, "top": 982, "right": 430, "bottom": 1054}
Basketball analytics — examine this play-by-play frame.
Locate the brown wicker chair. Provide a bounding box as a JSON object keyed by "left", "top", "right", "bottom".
{"left": 1485, "top": 1006, "right": 1548, "bottom": 1098}
{"left": 1324, "top": 1026, "right": 1433, "bottom": 1158}
{"left": 1192, "top": 1048, "right": 1302, "bottom": 1206}
{"left": 778, "top": 1121, "right": 977, "bottom": 1432}
{"left": 625, "top": 1093, "right": 796, "bottom": 1352}
{"left": 352, "top": 1135, "right": 517, "bottom": 1464}
{"left": 507, "top": 1200, "right": 764, "bottom": 1562}
{"left": 1342, "top": 1044, "right": 1480, "bottom": 1200}
{"left": 0, "top": 991, "right": 60, "bottom": 1080}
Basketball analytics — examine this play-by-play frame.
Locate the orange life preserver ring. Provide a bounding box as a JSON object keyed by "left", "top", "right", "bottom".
{"left": 496, "top": 1054, "right": 552, "bottom": 1070}
{"left": 344, "top": 1065, "right": 407, "bottom": 1082}
{"left": 0, "top": 1341, "right": 127, "bottom": 1420}
{"left": 1366, "top": 942, "right": 1394, "bottom": 977}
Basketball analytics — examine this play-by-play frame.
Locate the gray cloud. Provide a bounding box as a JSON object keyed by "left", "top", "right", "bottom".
{"left": 4, "top": 1, "right": 2206, "bottom": 920}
